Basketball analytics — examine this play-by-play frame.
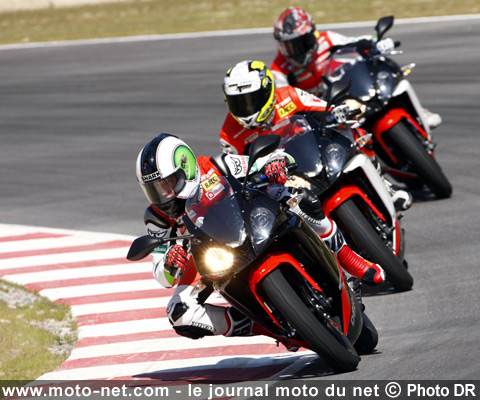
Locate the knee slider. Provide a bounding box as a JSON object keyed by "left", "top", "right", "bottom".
{"left": 173, "top": 325, "right": 214, "bottom": 340}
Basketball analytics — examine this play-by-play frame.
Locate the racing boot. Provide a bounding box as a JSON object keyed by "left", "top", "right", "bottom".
{"left": 382, "top": 176, "right": 414, "bottom": 211}
{"left": 322, "top": 221, "right": 386, "bottom": 286}
{"left": 336, "top": 244, "right": 386, "bottom": 286}
{"left": 372, "top": 155, "right": 413, "bottom": 211}
{"left": 423, "top": 108, "right": 442, "bottom": 130}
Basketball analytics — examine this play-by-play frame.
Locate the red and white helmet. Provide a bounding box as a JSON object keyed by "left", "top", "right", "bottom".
{"left": 273, "top": 7, "right": 318, "bottom": 67}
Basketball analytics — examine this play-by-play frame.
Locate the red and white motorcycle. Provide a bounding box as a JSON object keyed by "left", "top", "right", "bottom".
{"left": 324, "top": 15, "right": 452, "bottom": 199}
{"left": 270, "top": 79, "right": 413, "bottom": 292}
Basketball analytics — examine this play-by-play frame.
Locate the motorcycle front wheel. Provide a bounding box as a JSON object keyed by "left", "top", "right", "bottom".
{"left": 261, "top": 268, "right": 360, "bottom": 373}
{"left": 335, "top": 199, "right": 414, "bottom": 292}
{"left": 386, "top": 121, "right": 452, "bottom": 199}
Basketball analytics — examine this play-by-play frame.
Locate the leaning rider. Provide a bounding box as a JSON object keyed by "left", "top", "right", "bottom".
{"left": 135, "top": 133, "right": 385, "bottom": 343}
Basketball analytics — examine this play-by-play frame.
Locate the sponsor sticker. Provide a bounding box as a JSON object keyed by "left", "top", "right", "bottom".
{"left": 277, "top": 101, "right": 298, "bottom": 118}
{"left": 205, "top": 181, "right": 224, "bottom": 200}
{"left": 201, "top": 173, "right": 220, "bottom": 192}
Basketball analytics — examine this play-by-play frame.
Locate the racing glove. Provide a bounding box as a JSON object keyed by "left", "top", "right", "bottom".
{"left": 376, "top": 38, "right": 395, "bottom": 54}
{"left": 264, "top": 158, "right": 287, "bottom": 185}
{"left": 164, "top": 244, "right": 188, "bottom": 279}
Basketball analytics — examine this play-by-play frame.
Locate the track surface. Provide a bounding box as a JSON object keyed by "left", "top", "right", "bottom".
{"left": 1, "top": 16, "right": 480, "bottom": 381}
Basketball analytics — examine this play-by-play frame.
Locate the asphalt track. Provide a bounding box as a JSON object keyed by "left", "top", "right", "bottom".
{"left": 1, "top": 15, "right": 480, "bottom": 381}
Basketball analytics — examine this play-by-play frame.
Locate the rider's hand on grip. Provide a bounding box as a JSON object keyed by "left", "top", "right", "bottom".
{"left": 265, "top": 158, "right": 287, "bottom": 185}
{"left": 164, "top": 244, "right": 188, "bottom": 275}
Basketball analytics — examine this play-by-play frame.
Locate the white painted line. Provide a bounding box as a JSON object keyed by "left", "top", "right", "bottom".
{"left": 4, "top": 262, "right": 151, "bottom": 284}
{"left": 77, "top": 318, "right": 171, "bottom": 338}
{"left": 0, "top": 235, "right": 125, "bottom": 253}
{"left": 0, "top": 223, "right": 135, "bottom": 241}
{"left": 71, "top": 297, "right": 169, "bottom": 316}
{"left": 39, "top": 278, "right": 158, "bottom": 301}
{"left": 0, "top": 247, "right": 131, "bottom": 270}
{"left": 68, "top": 335, "right": 278, "bottom": 360}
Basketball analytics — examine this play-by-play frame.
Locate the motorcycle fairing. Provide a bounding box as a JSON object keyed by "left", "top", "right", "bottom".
{"left": 282, "top": 129, "right": 324, "bottom": 179}
{"left": 321, "top": 154, "right": 400, "bottom": 255}
{"left": 392, "top": 79, "right": 432, "bottom": 136}
{"left": 321, "top": 152, "right": 395, "bottom": 222}
{"left": 283, "top": 127, "right": 356, "bottom": 191}
{"left": 343, "top": 153, "right": 396, "bottom": 223}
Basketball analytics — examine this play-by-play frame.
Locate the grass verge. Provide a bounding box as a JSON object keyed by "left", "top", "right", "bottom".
{"left": 0, "top": 279, "right": 77, "bottom": 381}
{"left": 0, "top": 0, "right": 479, "bottom": 45}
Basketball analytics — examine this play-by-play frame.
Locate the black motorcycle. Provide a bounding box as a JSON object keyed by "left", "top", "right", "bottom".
{"left": 324, "top": 15, "right": 452, "bottom": 199}
{"left": 127, "top": 135, "right": 378, "bottom": 373}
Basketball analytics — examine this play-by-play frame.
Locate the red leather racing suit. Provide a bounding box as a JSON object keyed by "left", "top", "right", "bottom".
{"left": 219, "top": 85, "right": 327, "bottom": 155}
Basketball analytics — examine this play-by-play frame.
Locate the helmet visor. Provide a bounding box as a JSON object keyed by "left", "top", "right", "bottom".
{"left": 225, "top": 83, "right": 273, "bottom": 118}
{"left": 280, "top": 31, "right": 317, "bottom": 65}
{"left": 140, "top": 169, "right": 186, "bottom": 207}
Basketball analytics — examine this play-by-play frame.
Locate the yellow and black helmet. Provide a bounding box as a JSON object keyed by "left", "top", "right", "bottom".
{"left": 222, "top": 60, "right": 276, "bottom": 129}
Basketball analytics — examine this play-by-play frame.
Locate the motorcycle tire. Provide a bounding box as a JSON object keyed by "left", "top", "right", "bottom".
{"left": 261, "top": 268, "right": 360, "bottom": 373}
{"left": 335, "top": 199, "right": 414, "bottom": 292}
{"left": 386, "top": 121, "right": 452, "bottom": 199}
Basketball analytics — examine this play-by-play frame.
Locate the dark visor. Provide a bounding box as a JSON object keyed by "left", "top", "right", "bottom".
{"left": 225, "top": 83, "right": 272, "bottom": 118}
{"left": 281, "top": 32, "right": 317, "bottom": 64}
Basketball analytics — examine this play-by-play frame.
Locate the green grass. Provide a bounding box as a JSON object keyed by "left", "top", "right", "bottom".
{"left": 0, "top": 280, "right": 77, "bottom": 381}
{"left": 0, "top": 0, "right": 479, "bottom": 45}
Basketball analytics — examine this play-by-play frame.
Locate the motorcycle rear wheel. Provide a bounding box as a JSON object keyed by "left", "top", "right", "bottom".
{"left": 335, "top": 199, "right": 414, "bottom": 292}
{"left": 386, "top": 121, "right": 452, "bottom": 199}
{"left": 261, "top": 268, "right": 360, "bottom": 373}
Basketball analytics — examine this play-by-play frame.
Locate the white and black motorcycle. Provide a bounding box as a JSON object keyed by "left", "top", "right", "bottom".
{"left": 324, "top": 15, "right": 452, "bottom": 199}
{"left": 271, "top": 81, "right": 413, "bottom": 291}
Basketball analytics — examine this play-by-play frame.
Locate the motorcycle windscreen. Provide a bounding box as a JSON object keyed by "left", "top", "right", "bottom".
{"left": 185, "top": 176, "right": 246, "bottom": 246}
{"left": 318, "top": 130, "right": 355, "bottom": 184}
{"left": 325, "top": 49, "right": 374, "bottom": 99}
{"left": 283, "top": 130, "right": 324, "bottom": 177}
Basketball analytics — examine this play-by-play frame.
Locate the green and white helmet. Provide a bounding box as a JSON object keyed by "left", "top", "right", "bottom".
{"left": 136, "top": 133, "right": 200, "bottom": 218}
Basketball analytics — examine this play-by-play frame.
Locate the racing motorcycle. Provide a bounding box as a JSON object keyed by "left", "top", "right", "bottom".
{"left": 323, "top": 15, "right": 452, "bottom": 199}
{"left": 127, "top": 135, "right": 378, "bottom": 373}
{"left": 272, "top": 81, "right": 413, "bottom": 292}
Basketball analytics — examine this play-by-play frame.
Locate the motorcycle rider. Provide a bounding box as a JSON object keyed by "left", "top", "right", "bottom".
{"left": 270, "top": 6, "right": 442, "bottom": 130}
{"left": 136, "top": 133, "right": 385, "bottom": 342}
{"left": 220, "top": 59, "right": 413, "bottom": 211}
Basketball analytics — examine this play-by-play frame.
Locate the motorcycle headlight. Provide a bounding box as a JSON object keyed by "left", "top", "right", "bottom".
{"left": 204, "top": 247, "right": 234, "bottom": 276}
{"left": 250, "top": 206, "right": 275, "bottom": 253}
{"left": 325, "top": 143, "right": 347, "bottom": 180}
{"left": 376, "top": 71, "right": 395, "bottom": 103}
